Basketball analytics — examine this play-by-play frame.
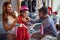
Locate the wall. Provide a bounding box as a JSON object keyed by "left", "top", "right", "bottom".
{"left": 52, "top": 0, "right": 60, "bottom": 18}
{"left": 52, "top": 0, "right": 60, "bottom": 12}
{"left": 11, "top": 0, "right": 17, "bottom": 11}
{"left": 0, "top": 0, "right": 6, "bottom": 14}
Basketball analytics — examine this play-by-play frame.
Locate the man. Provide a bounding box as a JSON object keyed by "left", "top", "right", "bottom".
{"left": 31, "top": 6, "right": 58, "bottom": 37}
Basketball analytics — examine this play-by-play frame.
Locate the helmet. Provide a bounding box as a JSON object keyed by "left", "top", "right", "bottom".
{"left": 20, "top": 6, "right": 29, "bottom": 11}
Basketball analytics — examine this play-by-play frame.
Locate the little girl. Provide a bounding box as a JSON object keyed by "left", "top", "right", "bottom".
{"left": 16, "top": 6, "right": 30, "bottom": 40}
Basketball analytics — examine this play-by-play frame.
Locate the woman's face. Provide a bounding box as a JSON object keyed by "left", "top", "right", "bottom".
{"left": 6, "top": 4, "right": 13, "bottom": 12}
{"left": 22, "top": 11, "right": 29, "bottom": 17}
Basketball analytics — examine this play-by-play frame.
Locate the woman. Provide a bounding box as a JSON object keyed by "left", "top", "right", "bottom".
{"left": 2, "top": 2, "right": 18, "bottom": 40}
{"left": 16, "top": 6, "right": 30, "bottom": 40}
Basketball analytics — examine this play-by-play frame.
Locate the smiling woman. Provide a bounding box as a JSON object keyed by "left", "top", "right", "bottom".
{"left": 2, "top": 2, "right": 18, "bottom": 40}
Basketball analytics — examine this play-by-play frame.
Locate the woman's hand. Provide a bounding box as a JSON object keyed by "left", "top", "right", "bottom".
{"left": 3, "top": 18, "right": 18, "bottom": 31}
{"left": 14, "top": 17, "right": 18, "bottom": 23}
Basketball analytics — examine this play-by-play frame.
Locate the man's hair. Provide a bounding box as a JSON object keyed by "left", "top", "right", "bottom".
{"left": 38, "top": 7, "right": 48, "bottom": 15}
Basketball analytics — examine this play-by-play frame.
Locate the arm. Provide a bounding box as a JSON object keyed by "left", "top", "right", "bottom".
{"left": 2, "top": 15, "right": 17, "bottom": 31}
{"left": 30, "top": 19, "right": 40, "bottom": 24}
{"left": 3, "top": 19, "right": 17, "bottom": 31}
{"left": 50, "top": 19, "right": 58, "bottom": 36}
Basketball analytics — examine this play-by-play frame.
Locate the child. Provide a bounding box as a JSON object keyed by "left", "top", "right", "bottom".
{"left": 16, "top": 6, "right": 30, "bottom": 40}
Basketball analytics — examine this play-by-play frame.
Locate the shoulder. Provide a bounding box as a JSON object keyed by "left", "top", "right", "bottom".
{"left": 42, "top": 16, "right": 53, "bottom": 27}
{"left": 14, "top": 11, "right": 18, "bottom": 17}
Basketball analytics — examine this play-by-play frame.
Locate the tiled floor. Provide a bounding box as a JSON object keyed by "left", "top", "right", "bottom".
{"left": 0, "top": 34, "right": 7, "bottom": 40}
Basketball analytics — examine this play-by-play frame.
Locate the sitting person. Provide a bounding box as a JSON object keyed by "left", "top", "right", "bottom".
{"left": 30, "top": 6, "right": 58, "bottom": 37}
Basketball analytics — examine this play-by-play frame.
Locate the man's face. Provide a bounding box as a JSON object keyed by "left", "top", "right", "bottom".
{"left": 38, "top": 12, "right": 44, "bottom": 18}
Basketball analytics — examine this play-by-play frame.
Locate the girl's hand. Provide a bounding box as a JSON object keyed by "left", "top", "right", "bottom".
{"left": 26, "top": 17, "right": 31, "bottom": 22}
{"left": 22, "top": 17, "right": 31, "bottom": 22}
{"left": 22, "top": 17, "right": 27, "bottom": 22}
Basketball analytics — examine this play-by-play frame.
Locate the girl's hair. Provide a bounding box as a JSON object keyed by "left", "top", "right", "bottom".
{"left": 2, "top": 2, "right": 16, "bottom": 22}
{"left": 20, "top": 10, "right": 27, "bottom": 16}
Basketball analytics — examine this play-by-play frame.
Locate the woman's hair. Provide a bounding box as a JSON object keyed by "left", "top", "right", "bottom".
{"left": 2, "top": 2, "right": 16, "bottom": 22}
{"left": 38, "top": 6, "right": 48, "bottom": 15}
{"left": 3, "top": 2, "right": 11, "bottom": 13}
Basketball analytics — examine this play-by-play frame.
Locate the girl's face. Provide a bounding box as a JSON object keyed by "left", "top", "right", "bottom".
{"left": 22, "top": 11, "right": 29, "bottom": 17}
{"left": 6, "top": 4, "right": 13, "bottom": 12}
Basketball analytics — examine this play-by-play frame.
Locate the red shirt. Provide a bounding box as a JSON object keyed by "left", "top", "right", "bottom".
{"left": 18, "top": 16, "right": 27, "bottom": 26}
{"left": 16, "top": 16, "right": 30, "bottom": 40}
